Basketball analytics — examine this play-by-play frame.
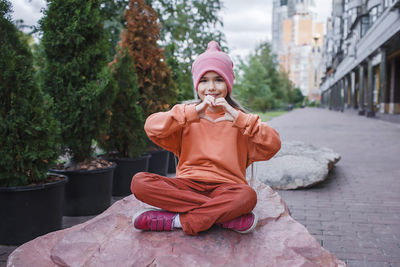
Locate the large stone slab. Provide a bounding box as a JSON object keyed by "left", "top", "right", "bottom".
{"left": 251, "top": 141, "right": 341, "bottom": 190}
{"left": 7, "top": 177, "right": 345, "bottom": 267}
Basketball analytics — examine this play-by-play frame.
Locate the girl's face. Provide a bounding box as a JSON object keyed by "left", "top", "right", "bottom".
{"left": 197, "top": 71, "right": 228, "bottom": 101}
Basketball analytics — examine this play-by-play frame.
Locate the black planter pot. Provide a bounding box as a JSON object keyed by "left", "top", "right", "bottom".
{"left": 168, "top": 151, "right": 178, "bottom": 174}
{"left": 148, "top": 150, "right": 170, "bottom": 176}
{"left": 51, "top": 165, "right": 116, "bottom": 216}
{"left": 106, "top": 154, "right": 151, "bottom": 197}
{"left": 0, "top": 175, "right": 68, "bottom": 245}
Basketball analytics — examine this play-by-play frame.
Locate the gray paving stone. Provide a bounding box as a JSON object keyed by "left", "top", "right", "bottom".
{"left": 346, "top": 260, "right": 392, "bottom": 267}
{"left": 0, "top": 246, "right": 16, "bottom": 267}
{"left": 270, "top": 108, "right": 400, "bottom": 265}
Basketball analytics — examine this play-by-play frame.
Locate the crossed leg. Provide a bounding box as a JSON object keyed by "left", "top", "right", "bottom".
{"left": 131, "top": 172, "right": 257, "bottom": 235}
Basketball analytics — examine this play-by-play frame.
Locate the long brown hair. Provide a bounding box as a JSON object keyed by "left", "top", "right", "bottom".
{"left": 226, "top": 94, "right": 247, "bottom": 113}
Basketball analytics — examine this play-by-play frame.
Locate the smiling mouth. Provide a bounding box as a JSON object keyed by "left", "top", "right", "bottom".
{"left": 206, "top": 94, "right": 219, "bottom": 97}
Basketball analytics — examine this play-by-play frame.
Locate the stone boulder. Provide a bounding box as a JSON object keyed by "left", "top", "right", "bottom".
{"left": 7, "top": 177, "right": 345, "bottom": 267}
{"left": 249, "top": 141, "right": 341, "bottom": 190}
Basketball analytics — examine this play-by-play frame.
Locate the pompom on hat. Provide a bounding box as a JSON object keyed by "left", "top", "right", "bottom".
{"left": 192, "top": 41, "right": 235, "bottom": 94}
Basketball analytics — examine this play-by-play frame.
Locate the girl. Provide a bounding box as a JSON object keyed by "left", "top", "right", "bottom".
{"left": 130, "top": 41, "right": 281, "bottom": 236}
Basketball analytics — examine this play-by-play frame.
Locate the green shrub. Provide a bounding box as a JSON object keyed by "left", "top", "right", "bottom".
{"left": 0, "top": 0, "right": 60, "bottom": 186}
{"left": 235, "top": 43, "right": 289, "bottom": 112}
{"left": 304, "top": 96, "right": 320, "bottom": 107}
{"left": 40, "top": 0, "right": 116, "bottom": 163}
{"left": 288, "top": 88, "right": 305, "bottom": 105}
{"left": 98, "top": 49, "right": 147, "bottom": 158}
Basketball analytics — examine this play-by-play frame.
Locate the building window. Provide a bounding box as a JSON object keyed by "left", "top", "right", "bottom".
{"left": 334, "top": 17, "right": 342, "bottom": 36}
{"left": 383, "top": 0, "right": 390, "bottom": 9}
{"left": 280, "top": 0, "right": 287, "bottom": 6}
{"left": 369, "top": 6, "right": 379, "bottom": 24}
{"left": 361, "top": 16, "right": 369, "bottom": 37}
{"left": 315, "top": 70, "right": 318, "bottom": 86}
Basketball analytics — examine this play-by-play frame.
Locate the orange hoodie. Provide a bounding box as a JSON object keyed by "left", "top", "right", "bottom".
{"left": 144, "top": 104, "right": 281, "bottom": 185}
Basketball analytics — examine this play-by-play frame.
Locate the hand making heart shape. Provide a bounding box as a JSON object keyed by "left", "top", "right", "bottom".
{"left": 195, "top": 95, "right": 239, "bottom": 123}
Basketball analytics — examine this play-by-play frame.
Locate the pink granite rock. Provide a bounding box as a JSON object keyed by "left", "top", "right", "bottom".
{"left": 7, "top": 177, "right": 346, "bottom": 267}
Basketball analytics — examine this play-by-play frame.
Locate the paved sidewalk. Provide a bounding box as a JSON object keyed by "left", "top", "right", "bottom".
{"left": 267, "top": 108, "right": 400, "bottom": 267}
{"left": 343, "top": 108, "right": 400, "bottom": 124}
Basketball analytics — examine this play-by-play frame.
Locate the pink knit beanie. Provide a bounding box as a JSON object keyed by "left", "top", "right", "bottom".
{"left": 192, "top": 41, "right": 235, "bottom": 94}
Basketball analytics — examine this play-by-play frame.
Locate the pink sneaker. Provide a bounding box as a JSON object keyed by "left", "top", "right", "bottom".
{"left": 217, "top": 212, "right": 258, "bottom": 234}
{"left": 133, "top": 208, "right": 177, "bottom": 231}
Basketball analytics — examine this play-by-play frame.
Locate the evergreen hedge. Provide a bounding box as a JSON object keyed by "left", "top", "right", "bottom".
{"left": 40, "top": 0, "right": 116, "bottom": 163}
{"left": 98, "top": 49, "right": 147, "bottom": 158}
{"left": 0, "top": 0, "right": 60, "bottom": 186}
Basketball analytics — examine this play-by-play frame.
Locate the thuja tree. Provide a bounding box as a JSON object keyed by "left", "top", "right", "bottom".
{"left": 121, "top": 0, "right": 177, "bottom": 116}
{"left": 40, "top": 0, "right": 116, "bottom": 163}
{"left": 0, "top": 0, "right": 60, "bottom": 186}
{"left": 98, "top": 48, "right": 147, "bottom": 158}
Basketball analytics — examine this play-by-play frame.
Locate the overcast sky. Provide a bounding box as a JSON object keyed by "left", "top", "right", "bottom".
{"left": 220, "top": 0, "right": 332, "bottom": 61}
{"left": 10, "top": 0, "right": 332, "bottom": 62}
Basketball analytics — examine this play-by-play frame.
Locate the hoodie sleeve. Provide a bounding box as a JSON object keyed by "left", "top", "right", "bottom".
{"left": 232, "top": 111, "right": 281, "bottom": 166}
{"left": 144, "top": 104, "right": 199, "bottom": 155}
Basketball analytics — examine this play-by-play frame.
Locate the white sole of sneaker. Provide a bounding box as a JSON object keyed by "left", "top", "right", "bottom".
{"left": 236, "top": 212, "right": 258, "bottom": 234}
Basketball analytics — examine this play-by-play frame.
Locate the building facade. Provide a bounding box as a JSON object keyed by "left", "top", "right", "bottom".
{"left": 272, "top": 0, "right": 289, "bottom": 55}
{"left": 320, "top": 0, "right": 400, "bottom": 116}
{"left": 272, "top": 0, "right": 325, "bottom": 101}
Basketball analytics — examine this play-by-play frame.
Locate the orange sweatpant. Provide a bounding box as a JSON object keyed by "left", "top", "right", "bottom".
{"left": 130, "top": 172, "right": 257, "bottom": 235}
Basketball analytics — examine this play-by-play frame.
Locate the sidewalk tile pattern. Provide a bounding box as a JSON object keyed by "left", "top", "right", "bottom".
{"left": 268, "top": 108, "right": 400, "bottom": 267}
